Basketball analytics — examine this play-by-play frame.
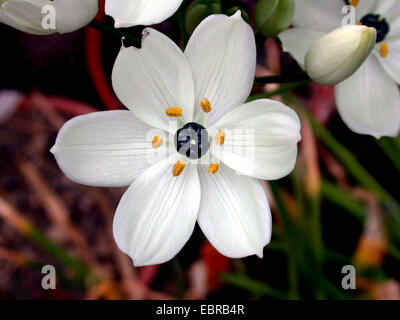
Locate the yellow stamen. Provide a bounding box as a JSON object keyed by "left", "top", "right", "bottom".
{"left": 356, "top": 21, "right": 363, "bottom": 26}
{"left": 350, "top": 0, "right": 360, "bottom": 7}
{"left": 151, "top": 136, "right": 163, "bottom": 148}
{"left": 165, "top": 107, "right": 182, "bottom": 117}
{"left": 208, "top": 163, "right": 220, "bottom": 174}
{"left": 200, "top": 98, "right": 212, "bottom": 113}
{"left": 173, "top": 160, "right": 186, "bottom": 177}
{"left": 380, "top": 42, "right": 389, "bottom": 58}
{"left": 216, "top": 130, "right": 225, "bottom": 145}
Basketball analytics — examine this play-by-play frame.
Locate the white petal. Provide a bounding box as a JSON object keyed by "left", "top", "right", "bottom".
{"left": 185, "top": 12, "right": 256, "bottom": 127}
{"left": 1, "top": 0, "right": 97, "bottom": 34}
{"left": 210, "top": 99, "right": 301, "bottom": 180}
{"left": 53, "top": 0, "right": 98, "bottom": 33}
{"left": 389, "top": 16, "right": 400, "bottom": 38}
{"left": 374, "top": 0, "right": 399, "bottom": 16}
{"left": 113, "top": 157, "right": 200, "bottom": 266}
{"left": 292, "top": 0, "right": 342, "bottom": 32}
{"left": 278, "top": 28, "right": 326, "bottom": 69}
{"left": 197, "top": 164, "right": 271, "bottom": 259}
{"left": 51, "top": 111, "right": 168, "bottom": 187}
{"left": 355, "top": 0, "right": 376, "bottom": 20}
{"left": 1, "top": 0, "right": 52, "bottom": 34}
{"left": 335, "top": 55, "right": 400, "bottom": 138}
{"left": 376, "top": 40, "right": 400, "bottom": 84}
{"left": 112, "top": 28, "right": 195, "bottom": 132}
{"left": 105, "top": 0, "right": 183, "bottom": 28}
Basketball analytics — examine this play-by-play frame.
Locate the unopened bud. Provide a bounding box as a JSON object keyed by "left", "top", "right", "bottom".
{"left": 305, "top": 25, "right": 377, "bottom": 85}
{"left": 255, "top": 0, "right": 294, "bottom": 38}
{"left": 185, "top": 0, "right": 222, "bottom": 35}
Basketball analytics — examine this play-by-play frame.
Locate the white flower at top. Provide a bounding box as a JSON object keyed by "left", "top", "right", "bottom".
{"left": 105, "top": 0, "right": 184, "bottom": 28}
{"left": 51, "top": 12, "right": 301, "bottom": 267}
{"left": 279, "top": 0, "right": 400, "bottom": 138}
{"left": 0, "top": 0, "right": 98, "bottom": 34}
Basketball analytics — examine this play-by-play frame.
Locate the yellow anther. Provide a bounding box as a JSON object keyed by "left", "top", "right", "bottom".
{"left": 152, "top": 136, "right": 163, "bottom": 148}
{"left": 173, "top": 160, "right": 186, "bottom": 177}
{"left": 380, "top": 42, "right": 389, "bottom": 58}
{"left": 200, "top": 98, "right": 212, "bottom": 113}
{"left": 165, "top": 107, "right": 182, "bottom": 117}
{"left": 216, "top": 130, "right": 225, "bottom": 145}
{"left": 356, "top": 22, "right": 363, "bottom": 26}
{"left": 208, "top": 163, "right": 220, "bottom": 175}
{"left": 350, "top": 0, "right": 360, "bottom": 7}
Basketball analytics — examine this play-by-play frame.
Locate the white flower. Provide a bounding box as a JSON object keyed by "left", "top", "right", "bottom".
{"left": 0, "top": 0, "right": 98, "bottom": 34}
{"left": 305, "top": 25, "right": 376, "bottom": 85}
{"left": 279, "top": 0, "right": 400, "bottom": 138}
{"left": 105, "top": 0, "right": 184, "bottom": 28}
{"left": 51, "top": 12, "right": 301, "bottom": 266}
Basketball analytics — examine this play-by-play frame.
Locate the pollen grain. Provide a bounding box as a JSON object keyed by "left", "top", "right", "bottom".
{"left": 216, "top": 130, "right": 226, "bottom": 145}
{"left": 165, "top": 107, "right": 183, "bottom": 117}
{"left": 173, "top": 160, "right": 186, "bottom": 177}
{"left": 200, "top": 98, "right": 212, "bottom": 113}
{"left": 152, "top": 136, "right": 163, "bottom": 148}
{"left": 208, "top": 163, "right": 220, "bottom": 174}
{"left": 380, "top": 43, "right": 389, "bottom": 58}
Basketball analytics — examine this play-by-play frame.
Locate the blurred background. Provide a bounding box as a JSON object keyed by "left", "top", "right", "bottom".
{"left": 1, "top": 0, "right": 400, "bottom": 300}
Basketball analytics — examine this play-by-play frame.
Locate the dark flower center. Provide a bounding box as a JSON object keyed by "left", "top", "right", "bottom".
{"left": 360, "top": 14, "right": 390, "bottom": 42}
{"left": 175, "top": 122, "right": 210, "bottom": 159}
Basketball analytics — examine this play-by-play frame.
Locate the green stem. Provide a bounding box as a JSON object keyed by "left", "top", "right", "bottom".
{"left": 254, "top": 73, "right": 309, "bottom": 86}
{"left": 248, "top": 81, "right": 309, "bottom": 102}
{"left": 376, "top": 137, "right": 400, "bottom": 174}
{"left": 255, "top": 32, "right": 267, "bottom": 48}
{"left": 175, "top": 0, "right": 189, "bottom": 50}
{"left": 321, "top": 179, "right": 366, "bottom": 222}
{"left": 28, "top": 226, "right": 91, "bottom": 281}
{"left": 88, "top": 20, "right": 141, "bottom": 47}
{"left": 172, "top": 257, "right": 185, "bottom": 299}
{"left": 286, "top": 95, "right": 396, "bottom": 205}
{"left": 220, "top": 273, "right": 289, "bottom": 299}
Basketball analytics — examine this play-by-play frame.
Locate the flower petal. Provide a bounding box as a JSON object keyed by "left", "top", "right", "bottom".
{"left": 375, "top": 0, "right": 399, "bottom": 17}
{"left": 387, "top": 4, "right": 400, "bottom": 37}
{"left": 51, "top": 111, "right": 168, "bottom": 187}
{"left": 197, "top": 164, "right": 271, "bottom": 259}
{"left": 376, "top": 40, "right": 400, "bottom": 84}
{"left": 355, "top": 0, "right": 376, "bottom": 20}
{"left": 53, "top": 0, "right": 98, "bottom": 33}
{"left": 105, "top": 0, "right": 183, "bottom": 28}
{"left": 210, "top": 99, "right": 301, "bottom": 180}
{"left": 112, "top": 28, "right": 195, "bottom": 132}
{"left": 1, "top": 0, "right": 52, "bottom": 34}
{"left": 1, "top": 0, "right": 97, "bottom": 34}
{"left": 335, "top": 55, "right": 400, "bottom": 138}
{"left": 113, "top": 157, "right": 200, "bottom": 266}
{"left": 292, "top": 0, "right": 343, "bottom": 32}
{"left": 278, "top": 28, "right": 326, "bottom": 69}
{"left": 184, "top": 12, "right": 256, "bottom": 127}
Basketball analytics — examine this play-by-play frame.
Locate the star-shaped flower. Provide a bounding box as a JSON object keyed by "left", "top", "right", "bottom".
{"left": 51, "top": 12, "right": 301, "bottom": 266}
{"left": 279, "top": 0, "right": 400, "bottom": 138}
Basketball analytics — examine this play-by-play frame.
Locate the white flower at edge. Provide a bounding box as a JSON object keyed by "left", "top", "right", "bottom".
{"left": 279, "top": 0, "right": 400, "bottom": 138}
{"left": 0, "top": 0, "right": 98, "bottom": 34}
{"left": 51, "top": 12, "right": 301, "bottom": 267}
{"left": 105, "top": 0, "right": 184, "bottom": 28}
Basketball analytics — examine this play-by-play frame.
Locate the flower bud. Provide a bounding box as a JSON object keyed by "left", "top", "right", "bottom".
{"left": 255, "top": 0, "right": 294, "bottom": 38}
{"left": 305, "top": 25, "right": 377, "bottom": 85}
{"left": 185, "top": 0, "right": 221, "bottom": 35}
